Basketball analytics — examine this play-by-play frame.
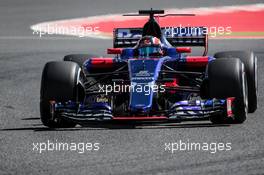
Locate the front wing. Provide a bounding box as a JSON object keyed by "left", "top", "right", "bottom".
{"left": 50, "top": 98, "right": 235, "bottom": 124}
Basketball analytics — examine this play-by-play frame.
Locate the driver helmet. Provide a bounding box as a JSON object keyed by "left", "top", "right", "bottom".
{"left": 137, "top": 36, "right": 163, "bottom": 57}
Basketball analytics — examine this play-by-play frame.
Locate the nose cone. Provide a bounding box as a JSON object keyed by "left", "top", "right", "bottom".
{"left": 128, "top": 58, "right": 165, "bottom": 113}
{"left": 129, "top": 81, "right": 155, "bottom": 113}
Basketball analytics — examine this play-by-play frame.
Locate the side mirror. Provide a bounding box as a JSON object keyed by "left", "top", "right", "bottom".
{"left": 107, "top": 48, "right": 122, "bottom": 54}
{"left": 176, "top": 47, "right": 191, "bottom": 53}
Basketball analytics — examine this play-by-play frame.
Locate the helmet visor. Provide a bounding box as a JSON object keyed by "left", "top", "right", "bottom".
{"left": 138, "top": 46, "right": 162, "bottom": 57}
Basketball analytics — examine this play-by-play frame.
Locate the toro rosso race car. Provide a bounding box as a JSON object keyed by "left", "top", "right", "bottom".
{"left": 40, "top": 9, "right": 258, "bottom": 128}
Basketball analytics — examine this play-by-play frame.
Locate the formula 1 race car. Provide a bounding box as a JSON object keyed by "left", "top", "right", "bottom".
{"left": 40, "top": 9, "right": 257, "bottom": 128}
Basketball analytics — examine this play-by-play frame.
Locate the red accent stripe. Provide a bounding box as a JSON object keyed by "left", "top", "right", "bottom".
{"left": 164, "top": 79, "right": 178, "bottom": 87}
{"left": 227, "top": 97, "right": 235, "bottom": 117}
{"left": 186, "top": 56, "right": 208, "bottom": 67}
{"left": 107, "top": 48, "right": 122, "bottom": 54}
{"left": 90, "top": 58, "right": 114, "bottom": 68}
{"left": 113, "top": 116, "right": 168, "bottom": 120}
{"left": 176, "top": 47, "right": 191, "bottom": 53}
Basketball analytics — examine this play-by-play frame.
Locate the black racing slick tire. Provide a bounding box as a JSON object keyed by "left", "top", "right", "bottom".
{"left": 208, "top": 58, "right": 248, "bottom": 124}
{"left": 63, "top": 54, "right": 92, "bottom": 67}
{"left": 40, "top": 61, "right": 81, "bottom": 128}
{"left": 214, "top": 51, "right": 257, "bottom": 113}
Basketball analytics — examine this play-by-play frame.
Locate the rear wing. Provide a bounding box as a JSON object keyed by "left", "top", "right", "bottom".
{"left": 113, "top": 27, "right": 208, "bottom": 55}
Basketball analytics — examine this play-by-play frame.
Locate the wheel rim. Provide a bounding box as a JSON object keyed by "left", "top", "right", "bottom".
{"left": 242, "top": 71, "right": 248, "bottom": 114}
{"left": 255, "top": 56, "right": 258, "bottom": 95}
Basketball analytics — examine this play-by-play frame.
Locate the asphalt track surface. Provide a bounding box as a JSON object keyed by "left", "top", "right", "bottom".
{"left": 0, "top": 0, "right": 264, "bottom": 174}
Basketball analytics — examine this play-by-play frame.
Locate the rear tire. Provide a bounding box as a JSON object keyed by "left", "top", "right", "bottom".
{"left": 208, "top": 58, "right": 248, "bottom": 124}
{"left": 40, "top": 61, "right": 80, "bottom": 128}
{"left": 214, "top": 51, "right": 257, "bottom": 113}
{"left": 63, "top": 54, "right": 92, "bottom": 67}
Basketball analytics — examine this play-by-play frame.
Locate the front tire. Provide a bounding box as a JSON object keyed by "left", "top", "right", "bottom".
{"left": 208, "top": 58, "right": 248, "bottom": 124}
{"left": 214, "top": 51, "right": 257, "bottom": 113}
{"left": 40, "top": 61, "right": 81, "bottom": 128}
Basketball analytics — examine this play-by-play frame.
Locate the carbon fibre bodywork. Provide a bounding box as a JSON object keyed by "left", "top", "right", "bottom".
{"left": 49, "top": 10, "right": 238, "bottom": 124}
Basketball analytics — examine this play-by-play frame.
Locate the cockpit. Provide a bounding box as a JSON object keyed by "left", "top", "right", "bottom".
{"left": 135, "top": 36, "right": 163, "bottom": 57}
